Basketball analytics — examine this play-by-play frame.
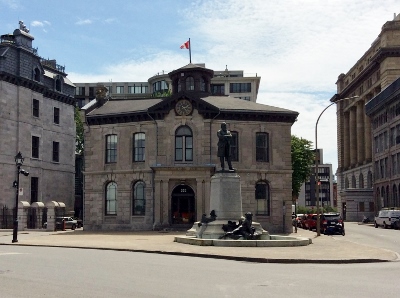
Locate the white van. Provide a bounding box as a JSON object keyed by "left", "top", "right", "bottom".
{"left": 374, "top": 209, "right": 400, "bottom": 228}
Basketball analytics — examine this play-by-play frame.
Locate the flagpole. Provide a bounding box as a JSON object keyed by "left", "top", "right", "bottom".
{"left": 189, "top": 38, "right": 191, "bottom": 63}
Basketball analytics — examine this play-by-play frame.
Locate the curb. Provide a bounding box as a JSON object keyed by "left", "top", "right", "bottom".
{"left": 0, "top": 242, "right": 392, "bottom": 264}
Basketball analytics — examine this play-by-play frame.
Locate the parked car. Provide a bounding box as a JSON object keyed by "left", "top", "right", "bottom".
{"left": 303, "top": 214, "right": 318, "bottom": 230}
{"left": 72, "top": 217, "right": 83, "bottom": 228}
{"left": 393, "top": 218, "right": 400, "bottom": 230}
{"left": 321, "top": 212, "right": 344, "bottom": 235}
{"left": 56, "top": 217, "right": 77, "bottom": 230}
{"left": 374, "top": 209, "right": 400, "bottom": 228}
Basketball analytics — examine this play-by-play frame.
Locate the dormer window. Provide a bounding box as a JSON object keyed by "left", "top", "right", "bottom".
{"left": 55, "top": 78, "right": 61, "bottom": 92}
{"left": 185, "top": 76, "right": 194, "bottom": 91}
{"left": 33, "top": 68, "right": 40, "bottom": 82}
{"left": 200, "top": 77, "right": 206, "bottom": 92}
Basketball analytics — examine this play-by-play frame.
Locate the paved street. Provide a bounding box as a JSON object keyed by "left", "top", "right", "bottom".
{"left": 0, "top": 244, "right": 399, "bottom": 298}
{"left": 0, "top": 222, "right": 398, "bottom": 263}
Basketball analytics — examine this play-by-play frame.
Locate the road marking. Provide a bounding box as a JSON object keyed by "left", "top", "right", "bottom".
{"left": 0, "top": 252, "right": 28, "bottom": 256}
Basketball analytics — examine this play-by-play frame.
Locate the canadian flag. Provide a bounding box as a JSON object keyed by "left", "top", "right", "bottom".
{"left": 180, "top": 40, "right": 190, "bottom": 49}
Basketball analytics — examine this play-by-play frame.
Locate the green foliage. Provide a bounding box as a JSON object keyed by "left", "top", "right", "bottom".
{"left": 291, "top": 135, "right": 314, "bottom": 198}
{"left": 75, "top": 106, "right": 84, "bottom": 154}
{"left": 296, "top": 205, "right": 338, "bottom": 215}
{"left": 152, "top": 89, "right": 172, "bottom": 98}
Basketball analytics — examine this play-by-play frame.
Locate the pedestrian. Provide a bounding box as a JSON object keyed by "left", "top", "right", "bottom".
{"left": 292, "top": 215, "right": 298, "bottom": 233}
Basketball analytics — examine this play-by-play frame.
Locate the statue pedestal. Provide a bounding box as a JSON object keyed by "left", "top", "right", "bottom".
{"left": 210, "top": 172, "right": 242, "bottom": 220}
{"left": 186, "top": 171, "right": 268, "bottom": 239}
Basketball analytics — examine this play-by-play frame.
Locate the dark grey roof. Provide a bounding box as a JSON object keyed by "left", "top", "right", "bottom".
{"left": 202, "top": 96, "right": 297, "bottom": 114}
{"left": 87, "top": 98, "right": 163, "bottom": 116}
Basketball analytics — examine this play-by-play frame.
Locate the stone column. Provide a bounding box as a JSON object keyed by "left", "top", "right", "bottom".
{"left": 153, "top": 179, "right": 161, "bottom": 227}
{"left": 161, "top": 180, "right": 169, "bottom": 225}
{"left": 364, "top": 98, "right": 372, "bottom": 162}
{"left": 349, "top": 107, "right": 357, "bottom": 167}
{"left": 356, "top": 101, "right": 365, "bottom": 164}
{"left": 343, "top": 112, "right": 350, "bottom": 168}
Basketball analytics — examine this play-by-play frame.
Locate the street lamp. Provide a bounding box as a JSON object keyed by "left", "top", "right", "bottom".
{"left": 315, "top": 96, "right": 358, "bottom": 236}
{"left": 12, "top": 151, "right": 29, "bottom": 243}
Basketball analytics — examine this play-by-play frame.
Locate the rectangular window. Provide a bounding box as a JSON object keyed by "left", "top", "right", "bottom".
{"left": 359, "top": 202, "right": 365, "bottom": 212}
{"left": 52, "top": 141, "right": 59, "bottom": 162}
{"left": 32, "top": 99, "right": 39, "bottom": 117}
{"left": 230, "top": 83, "right": 251, "bottom": 93}
{"left": 106, "top": 135, "right": 117, "bottom": 163}
{"left": 369, "top": 202, "right": 375, "bottom": 212}
{"left": 256, "top": 132, "right": 269, "bottom": 162}
{"left": 133, "top": 133, "right": 145, "bottom": 162}
{"left": 211, "top": 84, "right": 225, "bottom": 95}
{"left": 230, "top": 131, "right": 239, "bottom": 161}
{"left": 75, "top": 87, "right": 85, "bottom": 96}
{"left": 89, "top": 87, "right": 95, "bottom": 97}
{"left": 31, "top": 177, "right": 38, "bottom": 203}
{"left": 32, "top": 136, "right": 39, "bottom": 158}
{"left": 128, "top": 86, "right": 135, "bottom": 94}
{"left": 53, "top": 107, "right": 60, "bottom": 124}
{"left": 116, "top": 86, "right": 124, "bottom": 94}
{"left": 107, "top": 86, "right": 112, "bottom": 94}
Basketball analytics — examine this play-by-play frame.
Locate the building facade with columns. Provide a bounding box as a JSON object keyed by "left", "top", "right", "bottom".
{"left": 366, "top": 76, "right": 400, "bottom": 211}
{"left": 0, "top": 23, "right": 76, "bottom": 222}
{"left": 82, "top": 63, "right": 298, "bottom": 233}
{"left": 333, "top": 14, "right": 400, "bottom": 221}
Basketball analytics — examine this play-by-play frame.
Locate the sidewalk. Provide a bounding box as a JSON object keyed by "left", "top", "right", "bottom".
{"left": 0, "top": 228, "right": 397, "bottom": 264}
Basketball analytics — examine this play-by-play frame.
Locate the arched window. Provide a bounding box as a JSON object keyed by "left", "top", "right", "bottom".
{"left": 105, "top": 182, "right": 117, "bottom": 215}
{"left": 175, "top": 125, "right": 193, "bottom": 161}
{"left": 351, "top": 175, "right": 356, "bottom": 188}
{"left": 185, "top": 76, "right": 194, "bottom": 91}
{"left": 393, "top": 184, "right": 398, "bottom": 207}
{"left": 200, "top": 77, "right": 206, "bottom": 92}
{"left": 359, "top": 173, "right": 364, "bottom": 189}
{"left": 55, "top": 79, "right": 61, "bottom": 92}
{"left": 381, "top": 186, "right": 386, "bottom": 207}
{"left": 255, "top": 181, "right": 270, "bottom": 215}
{"left": 367, "top": 171, "right": 373, "bottom": 188}
{"left": 34, "top": 68, "right": 40, "bottom": 82}
{"left": 132, "top": 181, "right": 145, "bottom": 215}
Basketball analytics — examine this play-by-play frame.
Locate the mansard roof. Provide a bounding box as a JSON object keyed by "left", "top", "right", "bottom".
{"left": 85, "top": 91, "right": 298, "bottom": 125}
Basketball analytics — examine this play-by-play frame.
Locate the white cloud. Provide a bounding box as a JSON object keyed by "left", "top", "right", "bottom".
{"left": 0, "top": 0, "right": 19, "bottom": 9}
{"left": 31, "top": 21, "right": 44, "bottom": 27}
{"left": 69, "top": 0, "right": 400, "bottom": 176}
{"left": 75, "top": 19, "right": 93, "bottom": 25}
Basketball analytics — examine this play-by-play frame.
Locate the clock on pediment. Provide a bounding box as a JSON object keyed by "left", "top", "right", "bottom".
{"left": 175, "top": 99, "right": 193, "bottom": 116}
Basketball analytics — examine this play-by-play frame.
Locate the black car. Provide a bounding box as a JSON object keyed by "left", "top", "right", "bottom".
{"left": 322, "top": 213, "right": 345, "bottom": 235}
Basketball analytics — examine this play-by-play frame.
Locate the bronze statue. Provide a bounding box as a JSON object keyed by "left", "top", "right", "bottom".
{"left": 197, "top": 210, "right": 217, "bottom": 238}
{"left": 217, "top": 122, "right": 234, "bottom": 171}
{"left": 219, "top": 212, "right": 260, "bottom": 240}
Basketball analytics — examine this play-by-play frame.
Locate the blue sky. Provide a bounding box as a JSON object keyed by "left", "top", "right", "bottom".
{"left": 1, "top": 0, "right": 400, "bottom": 176}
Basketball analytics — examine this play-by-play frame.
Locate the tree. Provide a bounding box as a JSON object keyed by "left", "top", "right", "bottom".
{"left": 75, "top": 106, "right": 84, "bottom": 154}
{"left": 291, "top": 135, "right": 314, "bottom": 201}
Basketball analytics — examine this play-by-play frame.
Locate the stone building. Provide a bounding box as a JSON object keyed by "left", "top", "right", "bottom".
{"left": 333, "top": 14, "right": 400, "bottom": 221}
{"left": 366, "top": 76, "right": 400, "bottom": 212}
{"left": 298, "top": 149, "right": 334, "bottom": 210}
{"left": 0, "top": 23, "right": 76, "bottom": 217}
{"left": 82, "top": 63, "right": 298, "bottom": 233}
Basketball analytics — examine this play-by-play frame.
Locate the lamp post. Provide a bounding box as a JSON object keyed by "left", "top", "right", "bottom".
{"left": 12, "top": 151, "right": 29, "bottom": 243}
{"left": 315, "top": 96, "right": 358, "bottom": 236}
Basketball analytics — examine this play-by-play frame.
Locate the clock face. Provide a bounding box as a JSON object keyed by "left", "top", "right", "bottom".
{"left": 175, "top": 99, "right": 193, "bottom": 116}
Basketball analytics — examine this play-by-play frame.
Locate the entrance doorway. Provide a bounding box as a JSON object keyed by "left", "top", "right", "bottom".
{"left": 171, "top": 184, "right": 195, "bottom": 224}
